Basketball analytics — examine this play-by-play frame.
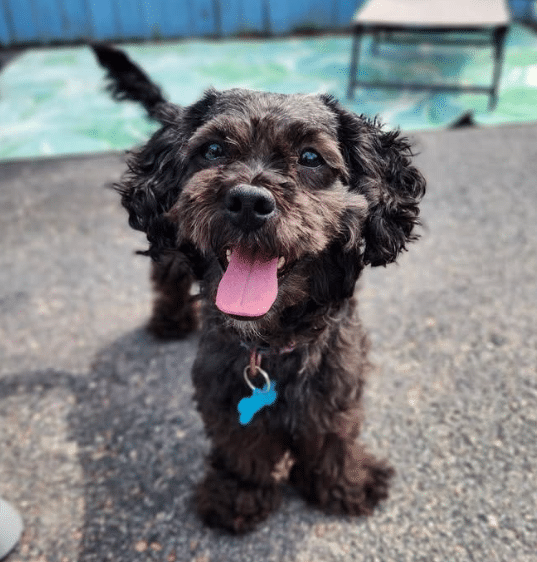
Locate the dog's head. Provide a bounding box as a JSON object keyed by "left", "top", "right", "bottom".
{"left": 118, "top": 88, "right": 425, "bottom": 336}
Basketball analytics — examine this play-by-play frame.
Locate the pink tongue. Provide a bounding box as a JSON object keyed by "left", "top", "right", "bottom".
{"left": 216, "top": 246, "right": 279, "bottom": 317}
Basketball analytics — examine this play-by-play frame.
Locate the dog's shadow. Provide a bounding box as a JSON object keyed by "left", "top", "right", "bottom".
{"left": 72, "top": 328, "right": 208, "bottom": 558}
{"left": 3, "top": 328, "right": 368, "bottom": 560}
{"left": 72, "top": 328, "right": 340, "bottom": 560}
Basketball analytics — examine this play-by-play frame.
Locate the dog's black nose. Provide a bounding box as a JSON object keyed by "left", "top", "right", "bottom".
{"left": 224, "top": 184, "right": 276, "bottom": 232}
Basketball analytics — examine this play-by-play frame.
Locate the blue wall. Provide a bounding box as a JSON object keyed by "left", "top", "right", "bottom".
{"left": 0, "top": 0, "right": 362, "bottom": 46}
{"left": 0, "top": 0, "right": 532, "bottom": 47}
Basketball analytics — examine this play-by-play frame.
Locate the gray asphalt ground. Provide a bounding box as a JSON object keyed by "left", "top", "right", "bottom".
{"left": 1, "top": 122, "right": 536, "bottom": 562}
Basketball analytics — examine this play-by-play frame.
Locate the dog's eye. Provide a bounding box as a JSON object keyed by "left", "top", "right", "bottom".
{"left": 299, "top": 149, "right": 324, "bottom": 168}
{"left": 203, "top": 142, "right": 225, "bottom": 161}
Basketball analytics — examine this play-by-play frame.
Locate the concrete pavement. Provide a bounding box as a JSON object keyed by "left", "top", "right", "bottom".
{"left": 1, "top": 123, "right": 536, "bottom": 561}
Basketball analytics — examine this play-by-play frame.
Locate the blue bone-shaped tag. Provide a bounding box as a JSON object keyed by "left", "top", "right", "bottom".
{"left": 238, "top": 381, "right": 278, "bottom": 425}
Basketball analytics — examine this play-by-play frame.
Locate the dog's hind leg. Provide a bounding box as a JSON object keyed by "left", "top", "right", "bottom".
{"left": 147, "top": 252, "right": 200, "bottom": 339}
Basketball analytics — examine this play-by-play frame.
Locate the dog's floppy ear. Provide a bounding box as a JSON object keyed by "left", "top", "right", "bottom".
{"left": 323, "top": 97, "right": 426, "bottom": 267}
{"left": 115, "top": 90, "right": 219, "bottom": 258}
{"left": 116, "top": 126, "right": 185, "bottom": 257}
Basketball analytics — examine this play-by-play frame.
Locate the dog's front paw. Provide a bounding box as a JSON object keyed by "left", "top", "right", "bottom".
{"left": 195, "top": 468, "right": 281, "bottom": 534}
{"left": 336, "top": 457, "right": 394, "bottom": 516}
{"left": 291, "top": 448, "right": 394, "bottom": 517}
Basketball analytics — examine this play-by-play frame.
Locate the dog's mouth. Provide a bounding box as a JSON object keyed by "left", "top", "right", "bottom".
{"left": 215, "top": 244, "right": 287, "bottom": 320}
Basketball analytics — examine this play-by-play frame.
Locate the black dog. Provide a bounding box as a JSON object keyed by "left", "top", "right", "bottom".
{"left": 92, "top": 43, "right": 425, "bottom": 534}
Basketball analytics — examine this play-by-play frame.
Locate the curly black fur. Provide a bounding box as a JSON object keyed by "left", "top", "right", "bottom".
{"left": 92, "top": 43, "right": 425, "bottom": 533}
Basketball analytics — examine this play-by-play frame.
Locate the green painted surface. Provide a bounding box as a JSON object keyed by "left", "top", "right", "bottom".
{"left": 1, "top": 25, "right": 537, "bottom": 161}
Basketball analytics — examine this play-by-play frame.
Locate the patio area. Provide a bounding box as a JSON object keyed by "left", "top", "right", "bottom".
{"left": 1, "top": 119, "right": 536, "bottom": 562}
{"left": 1, "top": 7, "right": 537, "bottom": 562}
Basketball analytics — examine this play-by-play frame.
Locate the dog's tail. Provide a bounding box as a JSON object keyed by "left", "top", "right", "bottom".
{"left": 92, "top": 43, "right": 178, "bottom": 123}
